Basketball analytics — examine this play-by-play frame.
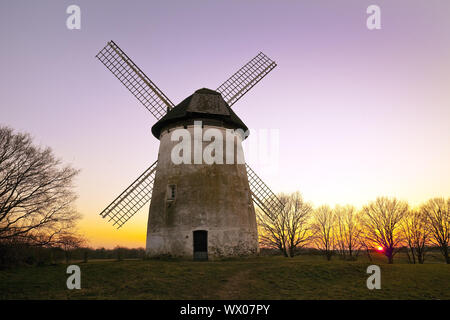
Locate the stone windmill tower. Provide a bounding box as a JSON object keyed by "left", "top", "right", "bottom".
{"left": 96, "top": 41, "right": 283, "bottom": 260}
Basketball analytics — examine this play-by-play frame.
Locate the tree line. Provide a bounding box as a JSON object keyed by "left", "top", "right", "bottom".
{"left": 257, "top": 192, "right": 449, "bottom": 264}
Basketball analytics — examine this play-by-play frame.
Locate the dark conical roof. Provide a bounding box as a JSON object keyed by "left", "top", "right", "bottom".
{"left": 151, "top": 88, "right": 249, "bottom": 139}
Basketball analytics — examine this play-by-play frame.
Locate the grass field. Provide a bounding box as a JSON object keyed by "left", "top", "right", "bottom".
{"left": 1, "top": 253, "right": 449, "bottom": 300}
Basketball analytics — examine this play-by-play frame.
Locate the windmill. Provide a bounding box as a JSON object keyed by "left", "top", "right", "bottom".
{"left": 96, "top": 40, "right": 284, "bottom": 260}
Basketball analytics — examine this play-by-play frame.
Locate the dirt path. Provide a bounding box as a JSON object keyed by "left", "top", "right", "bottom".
{"left": 216, "top": 269, "right": 251, "bottom": 299}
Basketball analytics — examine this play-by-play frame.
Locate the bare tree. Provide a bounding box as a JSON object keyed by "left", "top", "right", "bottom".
{"left": 361, "top": 197, "right": 408, "bottom": 264}
{"left": 284, "top": 192, "right": 313, "bottom": 257}
{"left": 0, "top": 126, "right": 80, "bottom": 245}
{"left": 311, "top": 205, "right": 336, "bottom": 261}
{"left": 57, "top": 233, "right": 86, "bottom": 264}
{"left": 401, "top": 209, "right": 429, "bottom": 264}
{"left": 420, "top": 198, "right": 450, "bottom": 264}
{"left": 335, "top": 205, "right": 363, "bottom": 260}
{"left": 257, "top": 192, "right": 312, "bottom": 257}
{"left": 256, "top": 195, "right": 289, "bottom": 257}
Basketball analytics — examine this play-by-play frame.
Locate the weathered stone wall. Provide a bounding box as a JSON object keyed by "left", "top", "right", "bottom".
{"left": 146, "top": 124, "right": 259, "bottom": 259}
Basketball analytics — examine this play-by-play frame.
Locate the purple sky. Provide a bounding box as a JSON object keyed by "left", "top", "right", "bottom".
{"left": 1, "top": 0, "right": 449, "bottom": 248}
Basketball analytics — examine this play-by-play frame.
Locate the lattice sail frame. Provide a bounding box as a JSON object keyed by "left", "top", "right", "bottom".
{"left": 216, "top": 52, "right": 277, "bottom": 107}
{"left": 100, "top": 161, "right": 158, "bottom": 229}
{"left": 246, "top": 164, "right": 284, "bottom": 217}
{"left": 96, "top": 40, "right": 174, "bottom": 120}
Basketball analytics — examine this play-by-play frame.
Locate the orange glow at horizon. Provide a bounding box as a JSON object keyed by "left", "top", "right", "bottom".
{"left": 78, "top": 208, "right": 147, "bottom": 249}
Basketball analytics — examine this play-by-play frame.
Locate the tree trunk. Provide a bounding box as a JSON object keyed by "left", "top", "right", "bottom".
{"left": 418, "top": 254, "right": 424, "bottom": 264}
{"left": 442, "top": 246, "right": 450, "bottom": 264}
{"left": 385, "top": 247, "right": 394, "bottom": 264}
{"left": 366, "top": 248, "right": 372, "bottom": 262}
{"left": 288, "top": 246, "right": 294, "bottom": 258}
{"left": 387, "top": 254, "right": 394, "bottom": 264}
{"left": 278, "top": 243, "right": 288, "bottom": 257}
{"left": 405, "top": 249, "right": 412, "bottom": 264}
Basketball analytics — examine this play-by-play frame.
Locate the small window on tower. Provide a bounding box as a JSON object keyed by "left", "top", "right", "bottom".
{"left": 167, "top": 185, "right": 176, "bottom": 200}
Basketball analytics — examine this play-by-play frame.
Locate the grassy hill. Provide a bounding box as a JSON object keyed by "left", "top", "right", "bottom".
{"left": 0, "top": 254, "right": 448, "bottom": 300}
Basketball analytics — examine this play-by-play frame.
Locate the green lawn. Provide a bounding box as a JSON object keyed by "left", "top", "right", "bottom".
{"left": 0, "top": 254, "right": 448, "bottom": 300}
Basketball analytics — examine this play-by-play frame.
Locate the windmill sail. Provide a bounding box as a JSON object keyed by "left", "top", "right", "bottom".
{"left": 100, "top": 161, "right": 158, "bottom": 229}
{"left": 96, "top": 40, "right": 174, "bottom": 120}
{"left": 245, "top": 164, "right": 284, "bottom": 217}
{"left": 216, "top": 52, "right": 277, "bottom": 107}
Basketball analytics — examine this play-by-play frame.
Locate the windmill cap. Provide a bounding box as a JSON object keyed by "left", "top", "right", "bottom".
{"left": 193, "top": 88, "right": 221, "bottom": 95}
{"left": 151, "top": 88, "right": 249, "bottom": 139}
